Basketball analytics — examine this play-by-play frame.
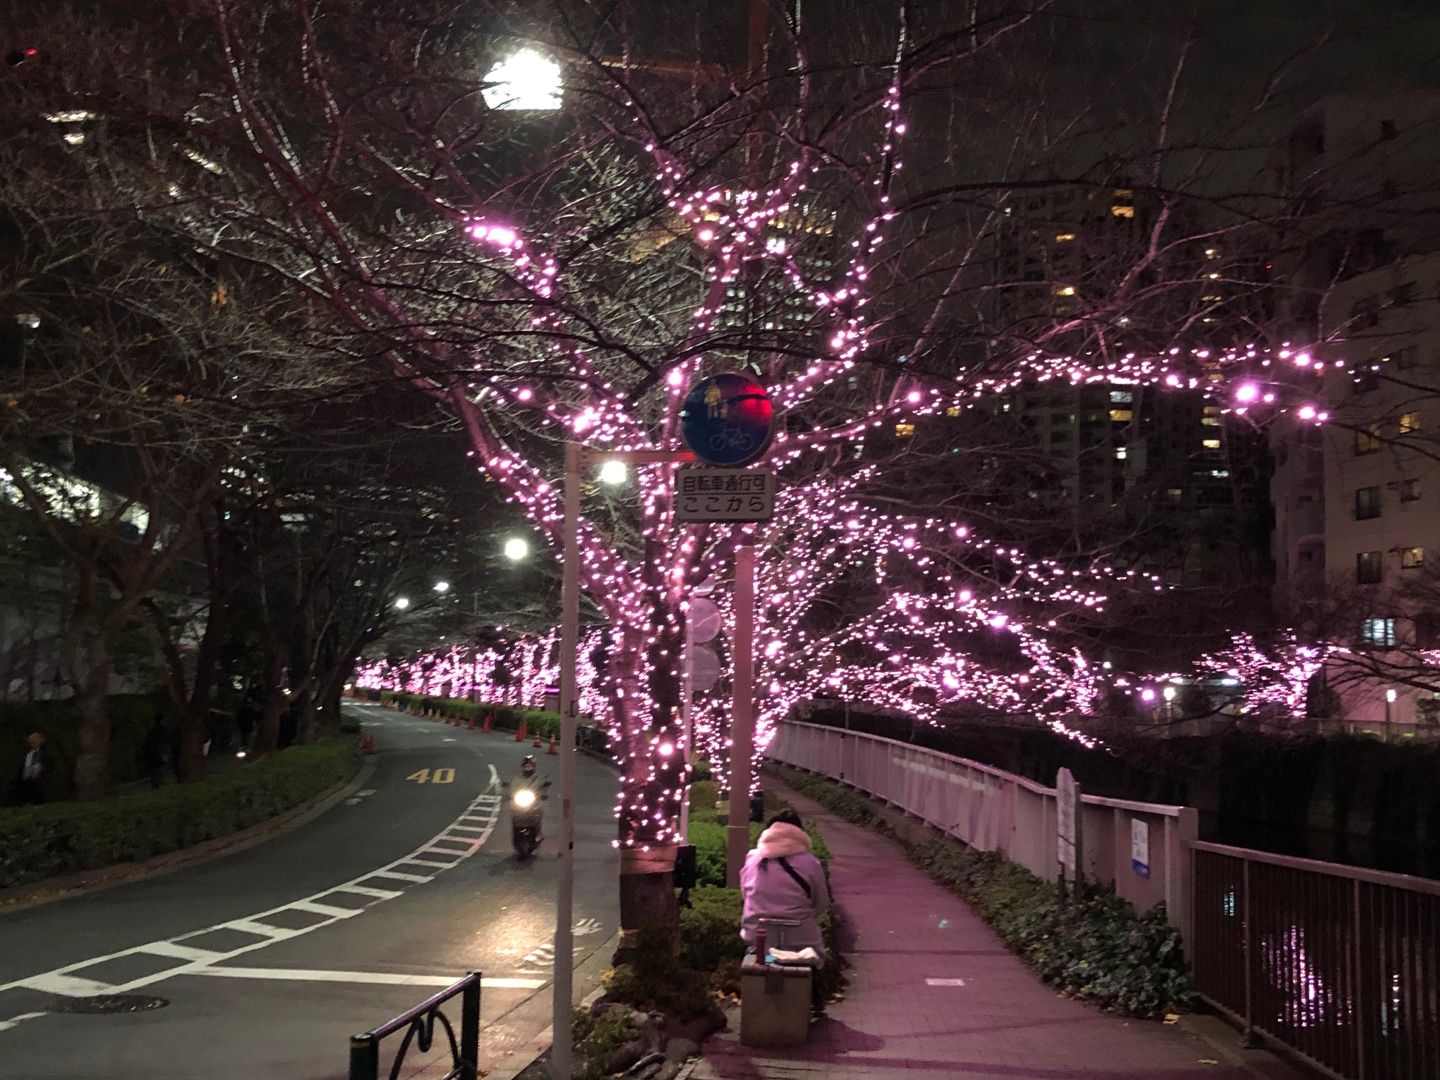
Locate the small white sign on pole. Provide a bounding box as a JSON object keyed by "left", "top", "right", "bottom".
{"left": 1131, "top": 817, "right": 1151, "bottom": 878}
{"left": 1056, "top": 767, "right": 1081, "bottom": 883}
{"left": 675, "top": 468, "right": 775, "bottom": 523}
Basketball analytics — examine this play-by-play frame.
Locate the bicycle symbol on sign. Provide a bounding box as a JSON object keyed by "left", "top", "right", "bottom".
{"left": 708, "top": 429, "right": 756, "bottom": 453}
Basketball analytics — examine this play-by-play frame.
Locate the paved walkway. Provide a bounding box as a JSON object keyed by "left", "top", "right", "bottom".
{"left": 681, "top": 783, "right": 1306, "bottom": 1080}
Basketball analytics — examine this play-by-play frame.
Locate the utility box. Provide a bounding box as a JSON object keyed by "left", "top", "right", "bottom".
{"left": 739, "top": 957, "right": 812, "bottom": 1046}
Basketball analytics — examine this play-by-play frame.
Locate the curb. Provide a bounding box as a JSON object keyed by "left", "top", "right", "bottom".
{"left": 0, "top": 752, "right": 375, "bottom": 914}
{"left": 485, "top": 931, "right": 622, "bottom": 1080}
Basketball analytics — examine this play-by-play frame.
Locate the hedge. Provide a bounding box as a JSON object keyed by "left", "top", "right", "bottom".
{"left": 1, "top": 693, "right": 173, "bottom": 802}
{"left": 0, "top": 736, "right": 360, "bottom": 890}
{"left": 780, "top": 768, "right": 1193, "bottom": 1018}
{"left": 371, "top": 690, "right": 613, "bottom": 754}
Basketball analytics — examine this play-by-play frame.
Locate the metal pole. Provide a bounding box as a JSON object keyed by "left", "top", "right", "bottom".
{"left": 679, "top": 615, "right": 695, "bottom": 841}
{"left": 552, "top": 441, "right": 581, "bottom": 1080}
{"left": 348, "top": 1033, "right": 379, "bottom": 1080}
{"left": 726, "top": 543, "right": 757, "bottom": 887}
{"left": 461, "top": 973, "right": 481, "bottom": 1080}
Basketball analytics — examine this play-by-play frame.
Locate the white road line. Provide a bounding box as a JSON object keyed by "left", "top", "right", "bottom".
{"left": 405, "top": 858, "right": 460, "bottom": 869}
{"left": 189, "top": 968, "right": 546, "bottom": 991}
{"left": 0, "top": 1013, "right": 45, "bottom": 1033}
{"left": 0, "top": 763, "right": 504, "bottom": 1019}
{"left": 331, "top": 884, "right": 402, "bottom": 900}
{"left": 289, "top": 900, "right": 361, "bottom": 919}
{"left": 138, "top": 942, "right": 224, "bottom": 963}
{"left": 19, "top": 974, "right": 114, "bottom": 997}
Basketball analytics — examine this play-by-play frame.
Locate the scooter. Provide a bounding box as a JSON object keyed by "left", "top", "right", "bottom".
{"left": 507, "top": 780, "right": 550, "bottom": 859}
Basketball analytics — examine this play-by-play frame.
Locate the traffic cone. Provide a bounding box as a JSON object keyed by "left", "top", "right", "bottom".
{"left": 516, "top": 719, "right": 527, "bottom": 742}
{"left": 482, "top": 712, "right": 493, "bottom": 733}
{"left": 533, "top": 732, "right": 543, "bottom": 748}
{"left": 547, "top": 735, "right": 558, "bottom": 755}
{"left": 361, "top": 731, "right": 377, "bottom": 755}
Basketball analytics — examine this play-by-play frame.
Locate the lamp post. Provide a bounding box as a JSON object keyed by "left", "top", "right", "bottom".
{"left": 1162, "top": 685, "right": 1177, "bottom": 728}
{"left": 1385, "top": 687, "right": 1397, "bottom": 742}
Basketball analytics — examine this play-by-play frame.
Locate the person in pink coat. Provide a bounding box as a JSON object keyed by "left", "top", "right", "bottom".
{"left": 740, "top": 809, "right": 830, "bottom": 956}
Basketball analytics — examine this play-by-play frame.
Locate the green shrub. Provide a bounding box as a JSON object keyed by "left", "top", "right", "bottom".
{"left": 687, "top": 819, "right": 763, "bottom": 887}
{"left": 0, "top": 737, "right": 359, "bottom": 889}
{"left": 689, "top": 779, "right": 718, "bottom": 818}
{"left": 571, "top": 1005, "right": 640, "bottom": 1080}
{"left": 601, "top": 923, "right": 713, "bottom": 1018}
{"left": 680, "top": 886, "right": 748, "bottom": 973}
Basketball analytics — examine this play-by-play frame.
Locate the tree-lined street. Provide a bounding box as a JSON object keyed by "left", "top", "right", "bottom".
{"left": 0, "top": 703, "right": 619, "bottom": 1079}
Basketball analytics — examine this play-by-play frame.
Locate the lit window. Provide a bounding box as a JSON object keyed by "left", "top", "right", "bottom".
{"left": 1402, "top": 546, "right": 1424, "bottom": 569}
{"left": 1114, "top": 446, "right": 1127, "bottom": 460}
{"left": 1202, "top": 416, "right": 1220, "bottom": 427}
{"left": 1053, "top": 285, "right": 1076, "bottom": 296}
{"left": 1356, "top": 550, "right": 1383, "bottom": 584}
{"left": 1109, "top": 408, "right": 1132, "bottom": 422}
{"left": 1401, "top": 478, "right": 1421, "bottom": 502}
{"left": 1355, "top": 486, "right": 1382, "bottom": 520}
{"left": 1201, "top": 294, "right": 1224, "bottom": 302}
{"left": 894, "top": 422, "right": 916, "bottom": 438}
{"left": 1110, "top": 204, "right": 1135, "bottom": 219}
{"left": 1200, "top": 436, "right": 1221, "bottom": 451}
{"left": 1054, "top": 232, "right": 1076, "bottom": 243}
{"left": 1354, "top": 425, "right": 1381, "bottom": 455}
{"left": 1166, "top": 487, "right": 1183, "bottom": 502}
{"left": 1203, "top": 247, "right": 1221, "bottom": 260}
{"left": 1399, "top": 411, "right": 1421, "bottom": 434}
{"left": 944, "top": 405, "right": 962, "bottom": 418}
{"left": 1207, "top": 271, "right": 1221, "bottom": 280}
{"left": 1361, "top": 617, "right": 1396, "bottom": 646}
{"left": 1109, "top": 390, "right": 1133, "bottom": 403}
{"left": 1210, "top": 469, "right": 1230, "bottom": 478}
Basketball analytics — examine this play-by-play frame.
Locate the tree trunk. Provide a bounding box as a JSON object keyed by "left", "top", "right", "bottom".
{"left": 254, "top": 641, "right": 286, "bottom": 755}
{"left": 72, "top": 659, "right": 114, "bottom": 801}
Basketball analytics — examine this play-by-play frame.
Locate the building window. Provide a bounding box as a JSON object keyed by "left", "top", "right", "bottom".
{"left": 1355, "top": 486, "right": 1382, "bottom": 519}
{"left": 1054, "top": 232, "right": 1076, "bottom": 243}
{"left": 1052, "top": 284, "right": 1076, "bottom": 296}
{"left": 1402, "top": 546, "right": 1424, "bottom": 569}
{"left": 1202, "top": 438, "right": 1222, "bottom": 450}
{"left": 1357, "top": 550, "right": 1383, "bottom": 584}
{"left": 894, "top": 422, "right": 916, "bottom": 438}
{"left": 1108, "top": 408, "right": 1132, "bottom": 422}
{"left": 1353, "top": 366, "right": 1380, "bottom": 392}
{"left": 1401, "top": 478, "right": 1421, "bottom": 502}
{"left": 1399, "top": 411, "right": 1421, "bottom": 434}
{"left": 1114, "top": 446, "right": 1127, "bottom": 460}
{"left": 1361, "top": 617, "right": 1397, "bottom": 646}
{"left": 1109, "top": 390, "right": 1133, "bottom": 403}
{"left": 1354, "top": 425, "right": 1382, "bottom": 455}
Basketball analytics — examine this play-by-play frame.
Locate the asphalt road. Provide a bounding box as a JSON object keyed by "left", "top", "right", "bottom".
{"left": 0, "top": 702, "right": 621, "bottom": 1079}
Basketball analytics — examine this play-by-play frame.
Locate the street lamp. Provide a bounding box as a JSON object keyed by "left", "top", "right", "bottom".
{"left": 433, "top": 580, "right": 450, "bottom": 594}
{"left": 394, "top": 596, "right": 411, "bottom": 611}
{"left": 1385, "top": 687, "right": 1397, "bottom": 742}
{"left": 482, "top": 48, "right": 562, "bottom": 111}
{"left": 503, "top": 537, "right": 530, "bottom": 562}
{"left": 597, "top": 459, "right": 628, "bottom": 486}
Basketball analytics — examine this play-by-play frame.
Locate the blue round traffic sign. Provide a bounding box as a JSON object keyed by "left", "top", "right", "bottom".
{"left": 679, "top": 372, "right": 774, "bottom": 466}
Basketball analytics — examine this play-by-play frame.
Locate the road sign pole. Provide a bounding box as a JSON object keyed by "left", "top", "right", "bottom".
{"left": 552, "top": 441, "right": 581, "bottom": 1080}
{"left": 726, "top": 543, "right": 756, "bottom": 888}
{"left": 679, "top": 615, "right": 695, "bottom": 842}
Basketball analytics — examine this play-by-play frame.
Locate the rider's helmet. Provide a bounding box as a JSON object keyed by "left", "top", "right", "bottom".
{"left": 521, "top": 755, "right": 537, "bottom": 777}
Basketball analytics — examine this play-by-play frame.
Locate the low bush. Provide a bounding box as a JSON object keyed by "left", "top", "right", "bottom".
{"left": 0, "top": 736, "right": 359, "bottom": 890}
{"left": 602, "top": 923, "right": 713, "bottom": 1018}
{"left": 571, "top": 1005, "right": 640, "bottom": 1080}
{"left": 680, "top": 886, "right": 748, "bottom": 974}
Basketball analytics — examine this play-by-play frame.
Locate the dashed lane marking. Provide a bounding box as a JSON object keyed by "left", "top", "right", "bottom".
{"left": 0, "top": 765, "right": 503, "bottom": 1026}
{"left": 189, "top": 967, "right": 546, "bottom": 991}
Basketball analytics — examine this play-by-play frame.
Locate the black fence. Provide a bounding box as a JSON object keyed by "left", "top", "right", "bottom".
{"left": 348, "top": 972, "right": 481, "bottom": 1080}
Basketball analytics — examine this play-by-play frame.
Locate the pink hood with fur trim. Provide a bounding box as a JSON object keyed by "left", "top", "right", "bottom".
{"left": 739, "top": 822, "right": 829, "bottom": 951}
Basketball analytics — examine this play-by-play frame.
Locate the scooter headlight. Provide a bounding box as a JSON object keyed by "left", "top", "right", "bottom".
{"left": 512, "top": 788, "right": 537, "bottom": 810}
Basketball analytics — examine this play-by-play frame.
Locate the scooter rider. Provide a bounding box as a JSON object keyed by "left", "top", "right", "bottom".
{"left": 512, "top": 754, "right": 547, "bottom": 793}
{"left": 507, "top": 755, "right": 551, "bottom": 857}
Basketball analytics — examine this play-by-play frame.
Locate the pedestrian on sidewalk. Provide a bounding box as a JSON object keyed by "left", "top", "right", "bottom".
{"left": 740, "top": 808, "right": 829, "bottom": 956}
{"left": 141, "top": 715, "right": 170, "bottom": 789}
{"left": 16, "top": 731, "right": 50, "bottom": 804}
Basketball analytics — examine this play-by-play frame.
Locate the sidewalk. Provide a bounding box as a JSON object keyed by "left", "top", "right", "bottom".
{"left": 681, "top": 782, "right": 1307, "bottom": 1080}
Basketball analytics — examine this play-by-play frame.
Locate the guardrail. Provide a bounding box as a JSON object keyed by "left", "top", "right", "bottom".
{"left": 1192, "top": 843, "right": 1440, "bottom": 1080}
{"left": 348, "top": 972, "right": 481, "bottom": 1080}
{"left": 767, "top": 721, "right": 1196, "bottom": 941}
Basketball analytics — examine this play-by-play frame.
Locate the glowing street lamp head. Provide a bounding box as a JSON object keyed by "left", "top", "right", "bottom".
{"left": 394, "top": 596, "right": 411, "bottom": 611}
{"left": 482, "top": 48, "right": 562, "bottom": 111}
{"left": 433, "top": 580, "right": 450, "bottom": 593}
{"left": 504, "top": 537, "right": 530, "bottom": 562}
{"left": 1162, "top": 685, "right": 1177, "bottom": 702}
{"left": 597, "top": 459, "right": 628, "bottom": 486}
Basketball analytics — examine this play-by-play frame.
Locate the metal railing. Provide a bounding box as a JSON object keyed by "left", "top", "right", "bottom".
{"left": 349, "top": 972, "right": 481, "bottom": 1080}
{"left": 1193, "top": 843, "right": 1440, "bottom": 1080}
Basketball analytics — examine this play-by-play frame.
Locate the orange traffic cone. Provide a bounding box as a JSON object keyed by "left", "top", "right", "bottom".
{"left": 547, "top": 735, "right": 558, "bottom": 755}
{"left": 361, "top": 731, "right": 377, "bottom": 755}
{"left": 533, "top": 732, "right": 543, "bottom": 748}
{"left": 516, "top": 719, "right": 527, "bottom": 742}
{"left": 482, "top": 712, "right": 493, "bottom": 733}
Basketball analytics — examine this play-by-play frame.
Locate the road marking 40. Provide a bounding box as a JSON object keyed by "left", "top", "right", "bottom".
{"left": 407, "top": 767, "right": 455, "bottom": 784}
